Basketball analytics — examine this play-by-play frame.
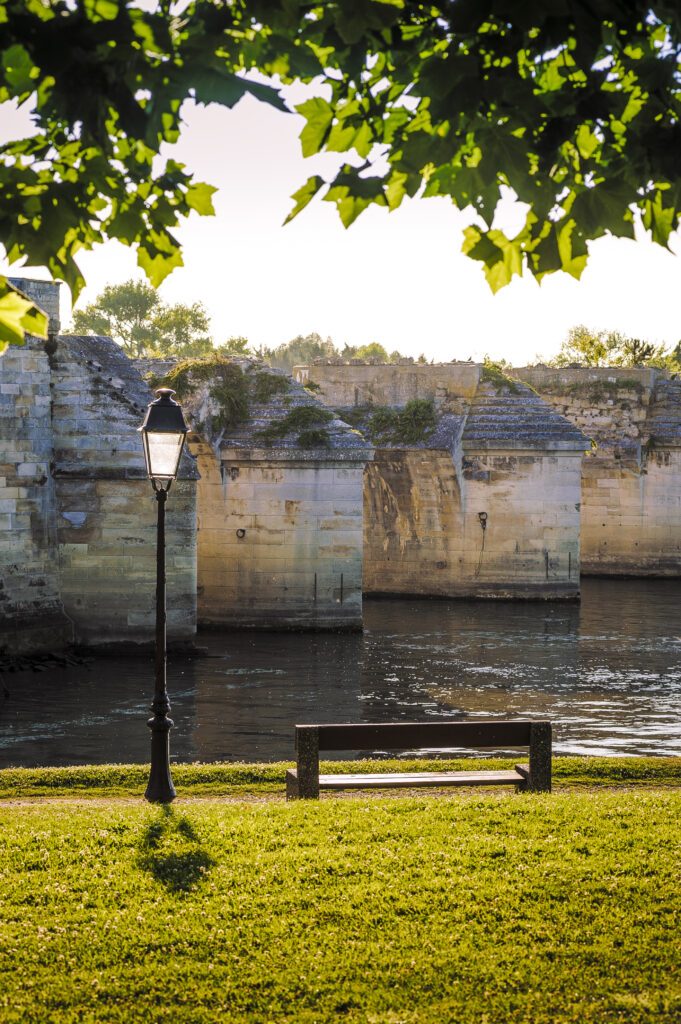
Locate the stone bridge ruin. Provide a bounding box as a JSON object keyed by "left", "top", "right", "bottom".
{"left": 2, "top": 277, "right": 680, "bottom": 655}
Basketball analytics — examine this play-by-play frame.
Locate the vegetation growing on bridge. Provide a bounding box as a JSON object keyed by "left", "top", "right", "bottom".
{"left": 254, "top": 404, "right": 334, "bottom": 448}
{"left": 480, "top": 359, "right": 526, "bottom": 395}
{"left": 338, "top": 400, "right": 438, "bottom": 446}
{"left": 154, "top": 357, "right": 295, "bottom": 434}
{"left": 158, "top": 355, "right": 250, "bottom": 430}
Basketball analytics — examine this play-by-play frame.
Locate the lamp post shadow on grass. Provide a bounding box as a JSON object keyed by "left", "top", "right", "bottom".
{"left": 137, "top": 806, "right": 216, "bottom": 894}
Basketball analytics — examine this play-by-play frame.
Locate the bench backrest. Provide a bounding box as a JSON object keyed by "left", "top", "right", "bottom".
{"left": 295, "top": 720, "right": 539, "bottom": 752}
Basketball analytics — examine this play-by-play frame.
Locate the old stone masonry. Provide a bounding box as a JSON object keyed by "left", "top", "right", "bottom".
{"left": 2, "top": 278, "right": 681, "bottom": 655}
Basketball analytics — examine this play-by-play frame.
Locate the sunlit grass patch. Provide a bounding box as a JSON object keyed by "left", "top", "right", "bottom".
{"left": 0, "top": 790, "right": 679, "bottom": 1023}
{"left": 0, "top": 756, "right": 679, "bottom": 800}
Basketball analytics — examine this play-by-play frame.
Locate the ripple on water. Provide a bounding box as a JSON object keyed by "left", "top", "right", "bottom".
{"left": 1, "top": 579, "right": 681, "bottom": 765}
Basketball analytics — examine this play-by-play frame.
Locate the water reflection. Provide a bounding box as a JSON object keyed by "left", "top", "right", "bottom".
{"left": 1, "top": 579, "right": 680, "bottom": 767}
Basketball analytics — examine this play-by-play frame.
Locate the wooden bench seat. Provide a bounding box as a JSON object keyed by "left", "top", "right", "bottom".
{"left": 286, "top": 721, "right": 551, "bottom": 800}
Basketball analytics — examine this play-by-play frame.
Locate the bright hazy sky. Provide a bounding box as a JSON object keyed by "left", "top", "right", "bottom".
{"left": 2, "top": 87, "right": 681, "bottom": 365}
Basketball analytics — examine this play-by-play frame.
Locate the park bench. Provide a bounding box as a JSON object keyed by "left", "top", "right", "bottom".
{"left": 286, "top": 720, "right": 552, "bottom": 799}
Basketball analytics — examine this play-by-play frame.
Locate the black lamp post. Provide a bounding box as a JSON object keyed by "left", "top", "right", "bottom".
{"left": 138, "top": 388, "right": 189, "bottom": 803}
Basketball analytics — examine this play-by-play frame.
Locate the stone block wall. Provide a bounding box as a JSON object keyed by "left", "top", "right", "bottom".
{"left": 294, "top": 361, "right": 480, "bottom": 411}
{"left": 8, "top": 277, "right": 61, "bottom": 336}
{"left": 363, "top": 449, "right": 581, "bottom": 599}
{"left": 50, "top": 334, "right": 198, "bottom": 647}
{"left": 303, "top": 362, "right": 587, "bottom": 600}
{"left": 193, "top": 441, "right": 365, "bottom": 629}
{"left": 364, "top": 451, "right": 461, "bottom": 595}
{"left": 580, "top": 449, "right": 681, "bottom": 575}
{"left": 0, "top": 336, "right": 72, "bottom": 653}
{"left": 515, "top": 366, "right": 681, "bottom": 576}
{"left": 461, "top": 451, "right": 582, "bottom": 596}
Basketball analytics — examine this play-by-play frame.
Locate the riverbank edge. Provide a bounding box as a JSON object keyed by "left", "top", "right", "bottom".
{"left": 1, "top": 755, "right": 679, "bottom": 800}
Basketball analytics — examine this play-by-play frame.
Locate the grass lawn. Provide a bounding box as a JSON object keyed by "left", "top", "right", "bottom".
{"left": 0, "top": 763, "right": 679, "bottom": 1023}
{"left": 1, "top": 754, "right": 680, "bottom": 799}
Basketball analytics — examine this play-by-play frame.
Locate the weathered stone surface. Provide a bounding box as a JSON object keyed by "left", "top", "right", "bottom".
{"left": 0, "top": 323, "right": 71, "bottom": 654}
{"left": 0, "top": 280, "right": 198, "bottom": 652}
{"left": 293, "top": 361, "right": 480, "bottom": 410}
{"left": 304, "top": 362, "right": 588, "bottom": 600}
{"left": 515, "top": 366, "right": 681, "bottom": 576}
{"left": 50, "top": 334, "right": 198, "bottom": 647}
{"left": 181, "top": 364, "right": 372, "bottom": 630}
{"left": 8, "top": 277, "right": 61, "bottom": 336}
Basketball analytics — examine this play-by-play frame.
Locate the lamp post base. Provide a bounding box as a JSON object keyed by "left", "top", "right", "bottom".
{"left": 145, "top": 709, "right": 176, "bottom": 804}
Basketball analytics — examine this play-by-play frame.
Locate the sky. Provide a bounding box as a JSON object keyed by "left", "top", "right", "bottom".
{"left": 2, "top": 87, "right": 681, "bottom": 366}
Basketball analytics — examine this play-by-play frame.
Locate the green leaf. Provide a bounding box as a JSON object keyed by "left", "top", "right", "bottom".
{"left": 575, "top": 124, "right": 600, "bottom": 160}
{"left": 571, "top": 183, "right": 635, "bottom": 239}
{"left": 83, "top": 0, "right": 119, "bottom": 22}
{"left": 187, "top": 69, "right": 287, "bottom": 112}
{"left": 0, "top": 277, "right": 48, "bottom": 353}
{"left": 555, "top": 219, "right": 589, "bottom": 280}
{"left": 2, "top": 44, "right": 37, "bottom": 94}
{"left": 462, "top": 226, "right": 523, "bottom": 293}
{"left": 284, "top": 175, "right": 325, "bottom": 225}
{"left": 296, "top": 97, "right": 334, "bottom": 158}
{"left": 642, "top": 191, "right": 677, "bottom": 248}
{"left": 386, "top": 171, "right": 408, "bottom": 211}
{"left": 185, "top": 182, "right": 217, "bottom": 217}
{"left": 137, "top": 240, "right": 184, "bottom": 287}
{"left": 326, "top": 120, "right": 373, "bottom": 158}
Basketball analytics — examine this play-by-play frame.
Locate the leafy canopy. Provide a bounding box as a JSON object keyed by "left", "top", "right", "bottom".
{"left": 72, "top": 279, "right": 212, "bottom": 358}
{"left": 1, "top": 1, "right": 681, "bottom": 346}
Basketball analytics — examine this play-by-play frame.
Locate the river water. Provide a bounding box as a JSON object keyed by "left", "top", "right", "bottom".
{"left": 1, "top": 579, "right": 680, "bottom": 767}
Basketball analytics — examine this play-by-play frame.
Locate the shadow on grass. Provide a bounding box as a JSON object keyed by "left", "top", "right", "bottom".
{"left": 137, "top": 806, "right": 216, "bottom": 894}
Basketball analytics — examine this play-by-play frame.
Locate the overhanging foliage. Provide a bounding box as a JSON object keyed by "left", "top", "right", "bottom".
{"left": 1, "top": 1, "right": 680, "bottom": 345}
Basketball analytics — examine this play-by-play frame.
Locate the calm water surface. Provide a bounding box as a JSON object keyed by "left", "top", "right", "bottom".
{"left": 1, "top": 579, "right": 680, "bottom": 766}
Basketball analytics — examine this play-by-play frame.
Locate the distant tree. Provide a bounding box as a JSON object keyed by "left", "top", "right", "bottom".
{"left": 619, "top": 336, "right": 670, "bottom": 367}
{"left": 547, "top": 325, "right": 673, "bottom": 368}
{"left": 261, "top": 333, "right": 338, "bottom": 372}
{"left": 218, "top": 337, "right": 252, "bottom": 357}
{"left": 341, "top": 342, "right": 410, "bottom": 363}
{"left": 147, "top": 302, "right": 212, "bottom": 359}
{"left": 260, "top": 335, "right": 416, "bottom": 370}
{"left": 355, "top": 342, "right": 390, "bottom": 362}
{"left": 72, "top": 280, "right": 212, "bottom": 359}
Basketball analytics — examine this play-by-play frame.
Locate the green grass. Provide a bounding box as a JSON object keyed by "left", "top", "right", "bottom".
{"left": 0, "top": 790, "right": 679, "bottom": 1023}
{"left": 0, "top": 756, "right": 679, "bottom": 800}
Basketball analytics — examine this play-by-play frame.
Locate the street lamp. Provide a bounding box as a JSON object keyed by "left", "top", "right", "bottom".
{"left": 138, "top": 388, "right": 189, "bottom": 803}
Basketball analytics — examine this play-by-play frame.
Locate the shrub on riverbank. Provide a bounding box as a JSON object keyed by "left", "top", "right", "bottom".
{"left": 0, "top": 755, "right": 679, "bottom": 799}
{"left": 0, "top": 790, "right": 679, "bottom": 1023}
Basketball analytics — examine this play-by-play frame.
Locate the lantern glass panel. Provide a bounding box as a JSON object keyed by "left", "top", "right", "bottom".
{"left": 143, "top": 431, "right": 185, "bottom": 481}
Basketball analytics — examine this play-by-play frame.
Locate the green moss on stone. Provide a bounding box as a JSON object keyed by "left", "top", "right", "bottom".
{"left": 251, "top": 371, "right": 290, "bottom": 403}
{"left": 369, "top": 399, "right": 438, "bottom": 445}
{"left": 481, "top": 359, "right": 525, "bottom": 395}
{"left": 255, "top": 404, "right": 333, "bottom": 445}
{"left": 209, "top": 367, "right": 250, "bottom": 429}
{"left": 335, "top": 407, "right": 370, "bottom": 429}
{"left": 297, "top": 428, "right": 331, "bottom": 448}
{"left": 161, "top": 355, "right": 231, "bottom": 400}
